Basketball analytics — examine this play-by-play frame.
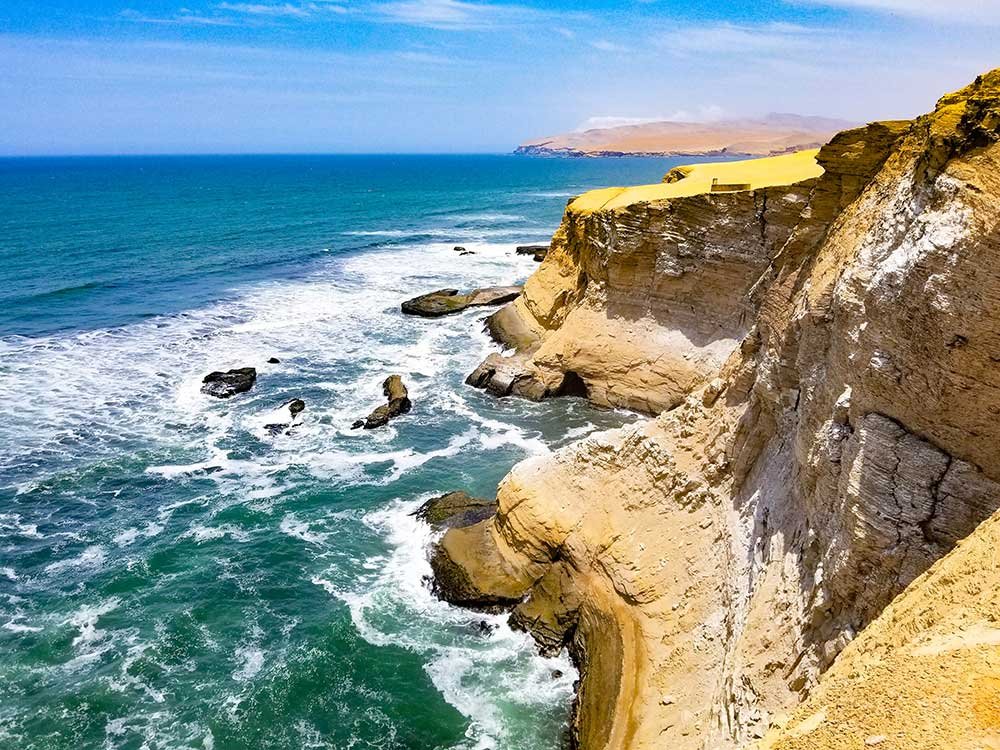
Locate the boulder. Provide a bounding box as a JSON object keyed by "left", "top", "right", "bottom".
{"left": 363, "top": 375, "right": 412, "bottom": 429}
{"left": 515, "top": 244, "right": 549, "bottom": 262}
{"left": 285, "top": 398, "right": 306, "bottom": 419}
{"left": 201, "top": 368, "right": 257, "bottom": 398}
{"left": 267, "top": 357, "right": 280, "bottom": 364}
{"left": 264, "top": 399, "right": 306, "bottom": 435}
{"left": 401, "top": 286, "right": 521, "bottom": 318}
{"left": 412, "top": 491, "right": 498, "bottom": 530}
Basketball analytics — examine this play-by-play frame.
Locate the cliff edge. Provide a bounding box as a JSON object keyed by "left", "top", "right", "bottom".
{"left": 438, "top": 69, "right": 1000, "bottom": 749}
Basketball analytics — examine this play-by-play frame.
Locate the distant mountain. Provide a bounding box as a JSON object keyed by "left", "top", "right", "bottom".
{"left": 515, "top": 113, "right": 856, "bottom": 158}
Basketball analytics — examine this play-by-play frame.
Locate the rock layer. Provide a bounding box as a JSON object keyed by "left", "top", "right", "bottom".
{"left": 436, "top": 70, "right": 1000, "bottom": 749}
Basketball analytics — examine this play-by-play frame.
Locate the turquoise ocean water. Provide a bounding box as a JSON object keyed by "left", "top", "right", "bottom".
{"left": 0, "top": 154, "right": 694, "bottom": 750}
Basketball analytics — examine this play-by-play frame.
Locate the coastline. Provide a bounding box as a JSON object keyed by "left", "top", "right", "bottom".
{"left": 431, "top": 70, "right": 1000, "bottom": 750}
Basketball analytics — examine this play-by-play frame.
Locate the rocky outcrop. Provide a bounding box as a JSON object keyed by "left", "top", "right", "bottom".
{"left": 414, "top": 490, "right": 497, "bottom": 530}
{"left": 362, "top": 375, "right": 412, "bottom": 429}
{"left": 469, "top": 134, "right": 899, "bottom": 414}
{"left": 401, "top": 287, "right": 521, "bottom": 317}
{"left": 435, "top": 70, "right": 1000, "bottom": 749}
{"left": 758, "top": 506, "right": 1000, "bottom": 750}
{"left": 201, "top": 367, "right": 257, "bottom": 398}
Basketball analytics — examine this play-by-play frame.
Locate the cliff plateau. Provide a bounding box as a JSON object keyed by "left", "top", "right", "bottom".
{"left": 437, "top": 70, "right": 1000, "bottom": 750}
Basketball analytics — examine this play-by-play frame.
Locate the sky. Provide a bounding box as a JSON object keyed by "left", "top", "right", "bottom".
{"left": 1, "top": 0, "right": 997, "bottom": 155}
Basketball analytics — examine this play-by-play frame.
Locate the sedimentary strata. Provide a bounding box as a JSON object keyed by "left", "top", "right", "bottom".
{"left": 436, "top": 70, "right": 1000, "bottom": 749}
{"left": 401, "top": 286, "right": 521, "bottom": 317}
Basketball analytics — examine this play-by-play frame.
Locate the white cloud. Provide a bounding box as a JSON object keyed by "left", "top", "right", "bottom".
{"left": 373, "top": 0, "right": 517, "bottom": 29}
{"left": 790, "top": 0, "right": 1000, "bottom": 24}
{"left": 575, "top": 106, "right": 725, "bottom": 131}
{"left": 372, "top": 0, "right": 581, "bottom": 31}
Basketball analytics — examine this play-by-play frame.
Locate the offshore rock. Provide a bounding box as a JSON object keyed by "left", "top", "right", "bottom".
{"left": 401, "top": 287, "right": 521, "bottom": 317}
{"left": 201, "top": 367, "right": 257, "bottom": 398}
{"left": 363, "top": 375, "right": 412, "bottom": 429}
{"left": 516, "top": 244, "right": 550, "bottom": 262}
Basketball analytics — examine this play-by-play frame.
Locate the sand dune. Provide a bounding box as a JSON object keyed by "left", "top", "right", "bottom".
{"left": 516, "top": 113, "right": 854, "bottom": 157}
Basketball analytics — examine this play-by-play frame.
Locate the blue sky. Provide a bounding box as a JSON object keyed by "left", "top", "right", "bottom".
{"left": 1, "top": 0, "right": 997, "bottom": 154}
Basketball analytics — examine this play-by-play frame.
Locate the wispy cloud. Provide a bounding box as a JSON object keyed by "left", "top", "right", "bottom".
{"left": 121, "top": 2, "right": 348, "bottom": 26}
{"left": 789, "top": 0, "right": 1000, "bottom": 24}
{"left": 589, "top": 39, "right": 629, "bottom": 53}
{"left": 215, "top": 3, "right": 313, "bottom": 18}
{"left": 372, "top": 0, "right": 570, "bottom": 31}
{"left": 656, "top": 21, "right": 820, "bottom": 56}
{"left": 120, "top": 8, "right": 243, "bottom": 26}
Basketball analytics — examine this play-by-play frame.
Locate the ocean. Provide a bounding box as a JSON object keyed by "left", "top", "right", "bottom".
{"left": 0, "top": 154, "right": 694, "bottom": 750}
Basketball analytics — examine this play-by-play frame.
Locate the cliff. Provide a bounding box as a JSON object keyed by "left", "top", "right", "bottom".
{"left": 468, "top": 143, "right": 882, "bottom": 414}
{"left": 758, "top": 507, "right": 1000, "bottom": 750}
{"left": 515, "top": 114, "right": 854, "bottom": 158}
{"left": 437, "top": 69, "right": 1000, "bottom": 750}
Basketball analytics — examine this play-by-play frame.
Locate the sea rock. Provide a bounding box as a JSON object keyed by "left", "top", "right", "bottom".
{"left": 515, "top": 244, "right": 549, "bottom": 262}
{"left": 453, "top": 246, "right": 467, "bottom": 252}
{"left": 413, "top": 491, "right": 497, "bottom": 530}
{"left": 267, "top": 357, "right": 280, "bottom": 364}
{"left": 201, "top": 367, "right": 257, "bottom": 398}
{"left": 363, "top": 375, "right": 411, "bottom": 429}
{"left": 264, "top": 398, "right": 306, "bottom": 435}
{"left": 400, "top": 287, "right": 521, "bottom": 318}
{"left": 285, "top": 398, "right": 305, "bottom": 419}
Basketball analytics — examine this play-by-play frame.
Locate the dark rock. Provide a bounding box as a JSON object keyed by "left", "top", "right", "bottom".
{"left": 478, "top": 620, "right": 497, "bottom": 636}
{"left": 401, "top": 286, "right": 522, "bottom": 318}
{"left": 363, "top": 375, "right": 412, "bottom": 429}
{"left": 267, "top": 357, "right": 280, "bottom": 364}
{"left": 351, "top": 419, "right": 365, "bottom": 429}
{"left": 516, "top": 244, "right": 549, "bottom": 262}
{"left": 453, "top": 246, "right": 467, "bottom": 252}
{"left": 201, "top": 367, "right": 257, "bottom": 398}
{"left": 551, "top": 669, "right": 564, "bottom": 679}
{"left": 285, "top": 399, "right": 306, "bottom": 419}
{"left": 412, "top": 491, "right": 498, "bottom": 530}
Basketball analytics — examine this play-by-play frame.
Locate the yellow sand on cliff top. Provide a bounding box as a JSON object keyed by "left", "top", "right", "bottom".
{"left": 569, "top": 148, "right": 823, "bottom": 213}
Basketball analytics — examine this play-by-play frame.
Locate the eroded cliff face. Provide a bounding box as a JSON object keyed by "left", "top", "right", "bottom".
{"left": 758, "top": 507, "right": 1000, "bottom": 750}
{"left": 467, "top": 127, "right": 901, "bottom": 415}
{"left": 436, "top": 70, "right": 1000, "bottom": 750}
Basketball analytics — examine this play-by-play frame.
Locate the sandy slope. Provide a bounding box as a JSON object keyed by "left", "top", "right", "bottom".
{"left": 517, "top": 115, "right": 853, "bottom": 157}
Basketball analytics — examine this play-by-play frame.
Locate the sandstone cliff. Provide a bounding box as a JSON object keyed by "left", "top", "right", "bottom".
{"left": 437, "top": 69, "right": 1000, "bottom": 750}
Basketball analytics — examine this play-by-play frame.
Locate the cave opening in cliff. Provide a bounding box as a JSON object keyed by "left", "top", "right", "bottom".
{"left": 557, "top": 371, "right": 589, "bottom": 399}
